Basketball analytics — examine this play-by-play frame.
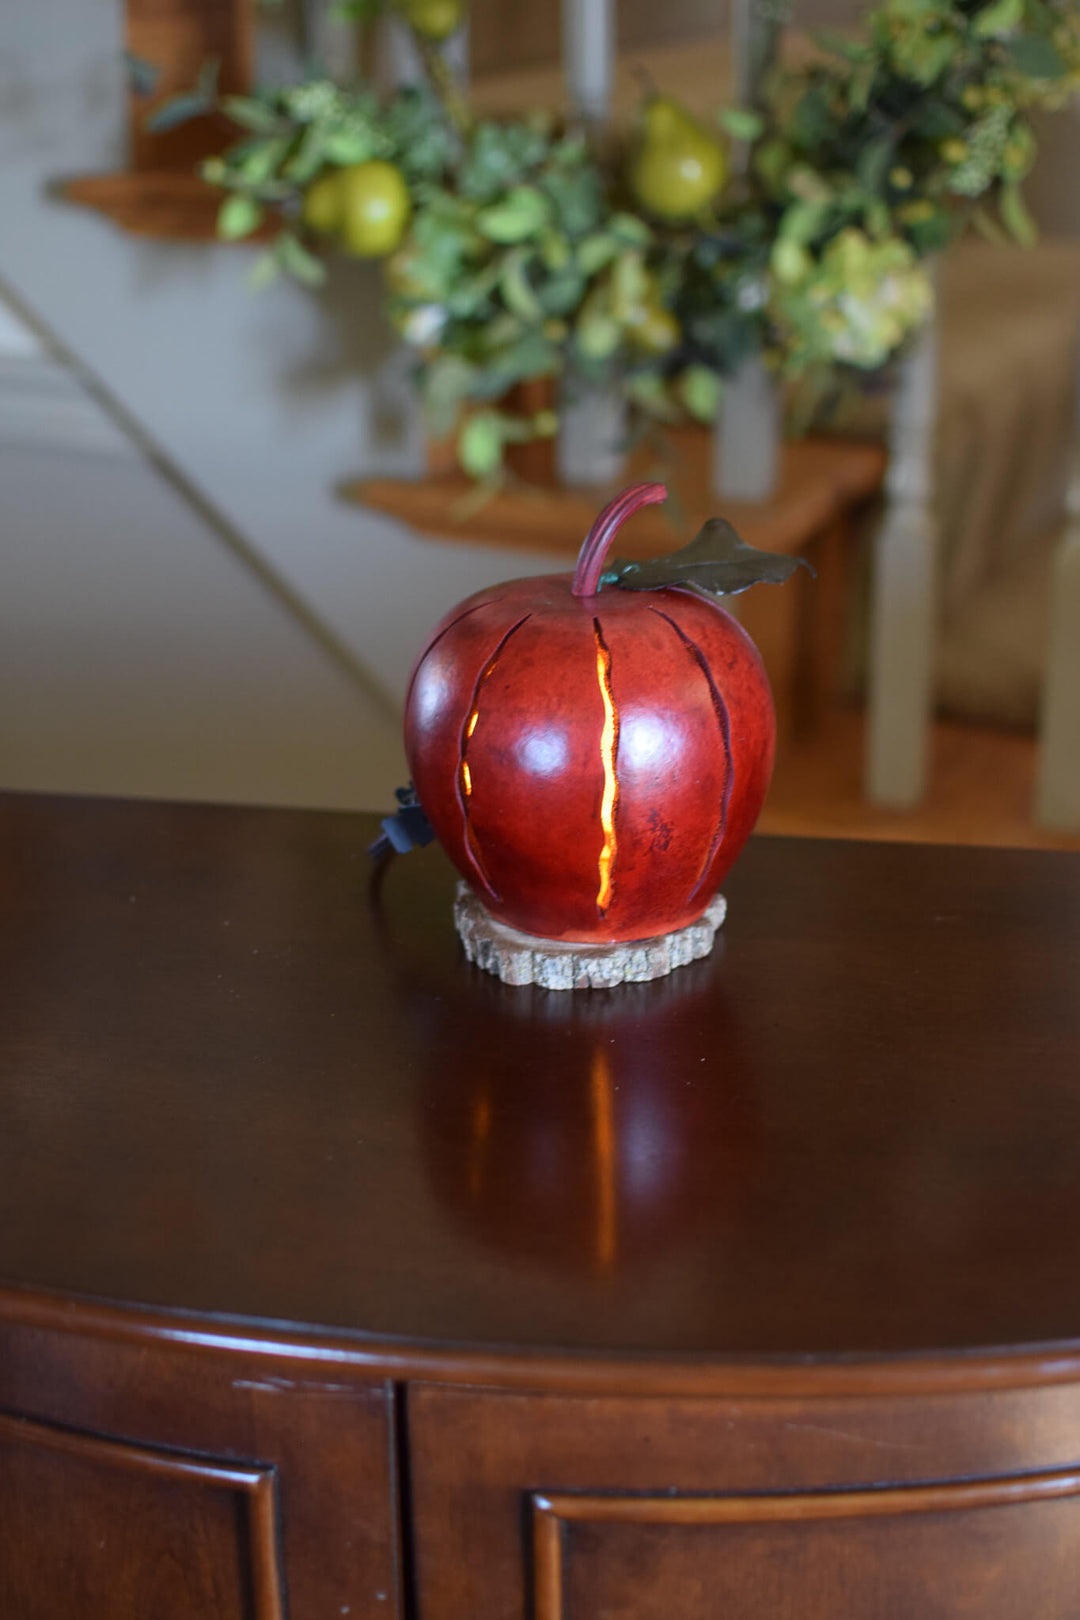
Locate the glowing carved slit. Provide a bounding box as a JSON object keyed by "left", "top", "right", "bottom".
{"left": 456, "top": 615, "right": 531, "bottom": 901}
{"left": 593, "top": 619, "right": 620, "bottom": 914}
{"left": 649, "top": 607, "right": 733, "bottom": 902}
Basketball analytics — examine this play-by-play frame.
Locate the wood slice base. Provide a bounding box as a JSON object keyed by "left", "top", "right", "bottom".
{"left": 453, "top": 883, "right": 727, "bottom": 990}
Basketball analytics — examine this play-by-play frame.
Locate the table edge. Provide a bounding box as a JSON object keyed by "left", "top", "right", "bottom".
{"left": 5, "top": 1280, "right": 1080, "bottom": 1400}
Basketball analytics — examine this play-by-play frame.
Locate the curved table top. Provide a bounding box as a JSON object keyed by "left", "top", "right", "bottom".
{"left": 2, "top": 792, "right": 1080, "bottom": 1369}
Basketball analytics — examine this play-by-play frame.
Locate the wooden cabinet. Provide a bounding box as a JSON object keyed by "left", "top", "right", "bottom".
{"left": 3, "top": 794, "right": 1080, "bottom": 1617}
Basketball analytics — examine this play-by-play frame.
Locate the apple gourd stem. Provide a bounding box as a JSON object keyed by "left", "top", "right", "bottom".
{"left": 571, "top": 482, "right": 668, "bottom": 598}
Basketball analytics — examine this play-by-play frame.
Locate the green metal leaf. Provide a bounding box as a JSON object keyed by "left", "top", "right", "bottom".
{"left": 602, "top": 518, "right": 813, "bottom": 599}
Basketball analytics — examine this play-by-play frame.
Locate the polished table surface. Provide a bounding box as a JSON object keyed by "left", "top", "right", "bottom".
{"left": 2, "top": 791, "right": 1080, "bottom": 1365}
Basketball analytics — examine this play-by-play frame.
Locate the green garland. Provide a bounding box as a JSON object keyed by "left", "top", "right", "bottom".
{"left": 175, "top": 0, "right": 1080, "bottom": 480}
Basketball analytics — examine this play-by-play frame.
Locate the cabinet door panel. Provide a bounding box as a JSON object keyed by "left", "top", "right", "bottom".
{"left": 409, "top": 1383, "right": 1080, "bottom": 1620}
{"left": 533, "top": 1478, "right": 1080, "bottom": 1620}
{"left": 0, "top": 1411, "right": 282, "bottom": 1620}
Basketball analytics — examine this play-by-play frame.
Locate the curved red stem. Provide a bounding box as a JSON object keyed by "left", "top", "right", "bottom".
{"left": 571, "top": 482, "right": 668, "bottom": 598}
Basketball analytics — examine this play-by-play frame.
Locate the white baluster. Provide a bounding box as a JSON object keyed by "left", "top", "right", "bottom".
{"left": 556, "top": 378, "right": 626, "bottom": 488}
{"left": 554, "top": 0, "right": 624, "bottom": 485}
{"left": 713, "top": 354, "right": 781, "bottom": 501}
{"left": 561, "top": 0, "right": 615, "bottom": 124}
{"left": 714, "top": 0, "right": 785, "bottom": 502}
{"left": 864, "top": 296, "right": 940, "bottom": 807}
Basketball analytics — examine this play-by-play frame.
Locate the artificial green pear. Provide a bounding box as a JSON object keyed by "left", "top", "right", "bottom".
{"left": 629, "top": 96, "right": 728, "bottom": 222}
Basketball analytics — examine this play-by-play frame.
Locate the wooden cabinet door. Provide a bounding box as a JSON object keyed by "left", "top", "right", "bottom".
{"left": 408, "top": 1381, "right": 1080, "bottom": 1620}
{"left": 0, "top": 1412, "right": 283, "bottom": 1620}
{"left": 0, "top": 1314, "right": 401, "bottom": 1620}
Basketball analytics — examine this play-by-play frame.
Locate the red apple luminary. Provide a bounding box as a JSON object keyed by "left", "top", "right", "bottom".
{"left": 405, "top": 482, "right": 800, "bottom": 945}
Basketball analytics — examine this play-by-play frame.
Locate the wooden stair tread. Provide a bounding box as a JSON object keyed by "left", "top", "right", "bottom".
{"left": 346, "top": 434, "right": 887, "bottom": 560}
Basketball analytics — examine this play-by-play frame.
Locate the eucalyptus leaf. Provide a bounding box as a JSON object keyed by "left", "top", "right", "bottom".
{"left": 221, "top": 95, "right": 283, "bottom": 134}
{"left": 422, "top": 355, "right": 476, "bottom": 437}
{"left": 625, "top": 372, "right": 680, "bottom": 422}
{"left": 609, "top": 212, "right": 653, "bottom": 247}
{"left": 611, "top": 250, "right": 649, "bottom": 319}
{"left": 1007, "top": 33, "right": 1067, "bottom": 77}
{"left": 575, "top": 308, "right": 621, "bottom": 361}
{"left": 903, "top": 32, "right": 956, "bottom": 87}
{"left": 779, "top": 199, "right": 831, "bottom": 246}
{"left": 235, "top": 135, "right": 291, "bottom": 186}
{"left": 678, "top": 365, "right": 722, "bottom": 424}
{"left": 812, "top": 29, "right": 873, "bottom": 62}
{"left": 539, "top": 269, "right": 586, "bottom": 316}
{"left": 275, "top": 232, "right": 327, "bottom": 284}
{"left": 458, "top": 412, "right": 503, "bottom": 479}
{"left": 247, "top": 250, "right": 281, "bottom": 290}
{"left": 576, "top": 232, "right": 618, "bottom": 276}
{"left": 499, "top": 249, "right": 543, "bottom": 322}
{"left": 907, "top": 100, "right": 965, "bottom": 139}
{"left": 1000, "top": 181, "right": 1038, "bottom": 246}
{"left": 146, "top": 91, "right": 212, "bottom": 133}
{"left": 719, "top": 107, "right": 766, "bottom": 142}
{"left": 602, "top": 518, "right": 813, "bottom": 600}
{"left": 196, "top": 58, "right": 221, "bottom": 100}
{"left": 973, "top": 0, "right": 1024, "bottom": 35}
{"left": 217, "top": 193, "right": 264, "bottom": 240}
{"left": 790, "top": 87, "right": 833, "bottom": 149}
{"left": 542, "top": 168, "right": 603, "bottom": 237}
{"left": 856, "top": 135, "right": 894, "bottom": 195}
{"left": 283, "top": 123, "right": 327, "bottom": 185}
{"left": 323, "top": 128, "right": 380, "bottom": 164}
{"left": 124, "top": 51, "right": 160, "bottom": 97}
{"left": 539, "top": 229, "right": 571, "bottom": 272}
{"left": 477, "top": 185, "right": 551, "bottom": 243}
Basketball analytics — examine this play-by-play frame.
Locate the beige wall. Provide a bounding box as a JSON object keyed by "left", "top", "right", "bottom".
{"left": 0, "top": 0, "right": 562, "bottom": 811}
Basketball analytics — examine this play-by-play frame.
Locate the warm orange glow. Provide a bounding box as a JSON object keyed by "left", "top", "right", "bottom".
{"left": 590, "top": 1047, "right": 617, "bottom": 1272}
{"left": 466, "top": 709, "right": 480, "bottom": 739}
{"left": 468, "top": 1091, "right": 492, "bottom": 1198}
{"left": 461, "top": 760, "right": 472, "bottom": 797}
{"left": 594, "top": 625, "right": 619, "bottom": 912}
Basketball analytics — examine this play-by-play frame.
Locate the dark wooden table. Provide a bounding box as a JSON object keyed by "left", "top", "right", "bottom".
{"left": 3, "top": 792, "right": 1080, "bottom": 1619}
